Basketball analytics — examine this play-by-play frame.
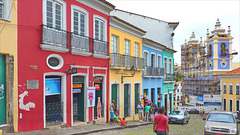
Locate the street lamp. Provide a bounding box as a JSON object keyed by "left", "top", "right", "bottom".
{"left": 121, "top": 66, "right": 136, "bottom": 83}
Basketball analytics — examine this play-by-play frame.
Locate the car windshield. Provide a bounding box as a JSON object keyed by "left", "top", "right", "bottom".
{"left": 207, "top": 113, "right": 235, "bottom": 123}
{"left": 170, "top": 111, "right": 183, "bottom": 115}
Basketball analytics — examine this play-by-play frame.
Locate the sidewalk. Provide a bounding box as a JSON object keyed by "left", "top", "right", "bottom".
{"left": 5, "top": 121, "right": 153, "bottom": 135}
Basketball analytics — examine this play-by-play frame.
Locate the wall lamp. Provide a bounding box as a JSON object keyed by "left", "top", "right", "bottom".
{"left": 121, "top": 66, "right": 136, "bottom": 83}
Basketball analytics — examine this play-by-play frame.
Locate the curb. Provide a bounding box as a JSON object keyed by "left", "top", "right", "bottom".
{"left": 71, "top": 122, "right": 153, "bottom": 135}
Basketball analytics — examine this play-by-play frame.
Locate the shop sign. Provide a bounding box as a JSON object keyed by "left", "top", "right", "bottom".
{"left": 45, "top": 78, "right": 61, "bottom": 95}
{"left": 67, "top": 68, "right": 77, "bottom": 75}
{"left": 95, "top": 84, "right": 100, "bottom": 90}
{"left": 73, "top": 84, "right": 82, "bottom": 89}
{"left": 73, "top": 89, "right": 81, "bottom": 93}
{"left": 93, "top": 76, "right": 103, "bottom": 82}
{"left": 87, "top": 87, "right": 95, "bottom": 107}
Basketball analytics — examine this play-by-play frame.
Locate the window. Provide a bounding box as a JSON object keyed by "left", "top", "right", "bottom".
{"left": 95, "top": 19, "right": 104, "bottom": 41}
{"left": 46, "top": 0, "right": 63, "bottom": 29}
{"left": 223, "top": 84, "right": 227, "bottom": 94}
{"left": 164, "top": 57, "right": 168, "bottom": 73}
{"left": 177, "top": 96, "right": 179, "bottom": 101}
{"left": 229, "top": 99, "right": 233, "bottom": 112}
{"left": 237, "top": 100, "right": 240, "bottom": 112}
{"left": 144, "top": 51, "right": 149, "bottom": 67}
{"left": 157, "top": 55, "right": 161, "bottom": 68}
{"left": 73, "top": 11, "right": 85, "bottom": 35}
{"left": 223, "top": 98, "right": 226, "bottom": 111}
{"left": 111, "top": 35, "right": 118, "bottom": 53}
{"left": 135, "top": 42, "right": 139, "bottom": 57}
{"left": 0, "top": 0, "right": 3, "bottom": 19}
{"left": 236, "top": 84, "right": 240, "bottom": 95}
{"left": 124, "top": 39, "right": 130, "bottom": 56}
{"left": 169, "top": 58, "right": 172, "bottom": 73}
{"left": 0, "top": 0, "right": 11, "bottom": 21}
{"left": 208, "top": 44, "right": 212, "bottom": 57}
{"left": 151, "top": 53, "right": 155, "bottom": 67}
{"left": 177, "top": 89, "right": 179, "bottom": 92}
{"left": 229, "top": 84, "right": 233, "bottom": 94}
{"left": 220, "top": 43, "right": 228, "bottom": 56}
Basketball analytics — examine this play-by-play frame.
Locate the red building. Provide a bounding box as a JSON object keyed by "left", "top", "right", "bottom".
{"left": 17, "top": 0, "right": 114, "bottom": 131}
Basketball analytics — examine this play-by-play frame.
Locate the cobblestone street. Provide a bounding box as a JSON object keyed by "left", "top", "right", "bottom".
{"left": 89, "top": 114, "right": 240, "bottom": 135}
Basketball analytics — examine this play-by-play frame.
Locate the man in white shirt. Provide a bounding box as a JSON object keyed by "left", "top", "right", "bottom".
{"left": 137, "top": 101, "right": 144, "bottom": 122}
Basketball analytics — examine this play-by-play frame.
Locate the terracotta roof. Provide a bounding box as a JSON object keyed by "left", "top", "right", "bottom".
{"left": 174, "top": 81, "right": 182, "bottom": 85}
{"left": 232, "top": 62, "right": 240, "bottom": 70}
{"left": 99, "top": 0, "right": 115, "bottom": 9}
{"left": 110, "top": 16, "right": 147, "bottom": 33}
{"left": 115, "top": 9, "right": 179, "bottom": 24}
{"left": 221, "top": 67, "right": 240, "bottom": 76}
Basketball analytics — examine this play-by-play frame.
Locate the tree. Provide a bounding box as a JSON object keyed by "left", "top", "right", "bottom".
{"left": 175, "top": 71, "right": 182, "bottom": 82}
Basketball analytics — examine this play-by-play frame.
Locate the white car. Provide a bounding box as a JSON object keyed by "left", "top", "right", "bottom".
{"left": 203, "top": 111, "right": 238, "bottom": 135}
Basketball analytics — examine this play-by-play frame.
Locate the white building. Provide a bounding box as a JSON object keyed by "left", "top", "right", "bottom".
{"left": 174, "top": 81, "right": 183, "bottom": 106}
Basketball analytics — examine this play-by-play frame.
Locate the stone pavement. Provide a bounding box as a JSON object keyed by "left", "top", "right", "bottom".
{"left": 5, "top": 121, "right": 153, "bottom": 135}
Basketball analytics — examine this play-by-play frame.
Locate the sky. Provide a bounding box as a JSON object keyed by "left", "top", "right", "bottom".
{"left": 107, "top": 0, "right": 240, "bottom": 65}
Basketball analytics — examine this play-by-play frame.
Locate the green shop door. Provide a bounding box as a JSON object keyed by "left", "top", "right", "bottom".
{"left": 0, "top": 55, "right": 6, "bottom": 124}
{"left": 111, "top": 84, "right": 117, "bottom": 109}
{"left": 135, "top": 84, "right": 139, "bottom": 114}
{"left": 73, "top": 76, "right": 84, "bottom": 121}
{"left": 124, "top": 84, "right": 129, "bottom": 117}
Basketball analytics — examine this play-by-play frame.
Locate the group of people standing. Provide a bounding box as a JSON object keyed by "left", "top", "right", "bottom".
{"left": 137, "top": 101, "right": 158, "bottom": 122}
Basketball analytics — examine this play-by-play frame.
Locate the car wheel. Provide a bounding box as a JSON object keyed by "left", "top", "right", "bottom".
{"left": 186, "top": 120, "right": 189, "bottom": 124}
{"left": 182, "top": 119, "right": 184, "bottom": 125}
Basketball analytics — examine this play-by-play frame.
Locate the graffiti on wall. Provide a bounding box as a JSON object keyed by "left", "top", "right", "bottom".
{"left": 19, "top": 91, "right": 35, "bottom": 111}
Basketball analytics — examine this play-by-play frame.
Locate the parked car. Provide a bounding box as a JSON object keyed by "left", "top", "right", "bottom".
{"left": 188, "top": 108, "right": 199, "bottom": 114}
{"left": 203, "top": 111, "right": 238, "bottom": 135}
{"left": 168, "top": 110, "right": 190, "bottom": 125}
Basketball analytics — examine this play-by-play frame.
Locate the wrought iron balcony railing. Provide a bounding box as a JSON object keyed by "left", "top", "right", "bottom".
{"left": 93, "top": 39, "right": 109, "bottom": 56}
{"left": 71, "top": 33, "right": 90, "bottom": 53}
{"left": 143, "top": 66, "right": 164, "bottom": 77}
{"left": 41, "top": 25, "right": 69, "bottom": 48}
{"left": 164, "top": 73, "right": 176, "bottom": 81}
{"left": 110, "top": 53, "right": 143, "bottom": 69}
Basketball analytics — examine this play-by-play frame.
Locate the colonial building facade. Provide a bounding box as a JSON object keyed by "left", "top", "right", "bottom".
{"left": 109, "top": 16, "right": 145, "bottom": 121}
{"left": 17, "top": 0, "right": 114, "bottom": 131}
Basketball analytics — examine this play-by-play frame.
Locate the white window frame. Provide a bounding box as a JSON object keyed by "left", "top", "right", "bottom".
{"left": 150, "top": 52, "right": 156, "bottom": 67}
{"left": 143, "top": 51, "right": 149, "bottom": 67}
{"left": 169, "top": 58, "right": 172, "bottom": 74}
{"left": 164, "top": 57, "right": 168, "bottom": 73}
{"left": 229, "top": 83, "right": 233, "bottom": 94}
{"left": 124, "top": 39, "right": 130, "bottom": 56}
{"left": 223, "top": 83, "right": 227, "bottom": 94}
{"left": 236, "top": 83, "right": 240, "bottom": 95}
{"left": 111, "top": 35, "right": 118, "bottom": 53}
{"left": 157, "top": 54, "right": 161, "bottom": 68}
{"left": 43, "top": 0, "right": 66, "bottom": 30}
{"left": 93, "top": 15, "right": 107, "bottom": 42}
{"left": 135, "top": 42, "right": 139, "bottom": 58}
{"left": 229, "top": 99, "right": 233, "bottom": 112}
{"left": 71, "top": 5, "right": 89, "bottom": 36}
{"left": 0, "top": 0, "right": 11, "bottom": 21}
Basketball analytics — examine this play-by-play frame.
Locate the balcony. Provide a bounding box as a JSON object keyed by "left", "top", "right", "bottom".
{"left": 40, "top": 25, "right": 69, "bottom": 53}
{"left": 164, "top": 73, "right": 176, "bottom": 82}
{"left": 93, "top": 39, "right": 109, "bottom": 59}
{"left": 110, "top": 53, "right": 143, "bottom": 69}
{"left": 143, "top": 66, "right": 164, "bottom": 77}
{"left": 71, "top": 33, "right": 92, "bottom": 56}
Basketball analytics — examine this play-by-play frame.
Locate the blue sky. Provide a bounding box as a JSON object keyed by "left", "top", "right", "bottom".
{"left": 107, "top": 0, "right": 240, "bottom": 65}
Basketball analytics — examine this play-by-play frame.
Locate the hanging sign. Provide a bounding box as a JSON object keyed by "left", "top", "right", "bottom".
{"left": 95, "top": 84, "right": 100, "bottom": 90}
{"left": 67, "top": 68, "right": 77, "bottom": 75}
{"left": 93, "top": 76, "right": 103, "bottom": 82}
{"left": 87, "top": 87, "right": 95, "bottom": 107}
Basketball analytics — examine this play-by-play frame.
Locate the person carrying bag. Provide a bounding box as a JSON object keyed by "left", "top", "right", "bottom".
{"left": 153, "top": 107, "right": 169, "bottom": 135}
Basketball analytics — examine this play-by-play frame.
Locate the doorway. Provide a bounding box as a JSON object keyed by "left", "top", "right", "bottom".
{"left": 124, "top": 84, "right": 130, "bottom": 117}
{"left": 0, "top": 55, "right": 6, "bottom": 124}
{"left": 164, "top": 94, "right": 167, "bottom": 115}
{"left": 72, "top": 76, "right": 85, "bottom": 122}
{"left": 134, "top": 83, "right": 140, "bottom": 114}
{"left": 45, "top": 76, "right": 63, "bottom": 126}
{"left": 94, "top": 76, "right": 104, "bottom": 119}
{"left": 151, "top": 88, "right": 154, "bottom": 105}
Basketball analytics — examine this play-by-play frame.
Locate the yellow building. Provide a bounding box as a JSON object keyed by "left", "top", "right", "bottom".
{"left": 220, "top": 67, "right": 240, "bottom": 112}
{"left": 109, "top": 16, "right": 146, "bottom": 121}
{"left": 0, "top": 0, "right": 18, "bottom": 132}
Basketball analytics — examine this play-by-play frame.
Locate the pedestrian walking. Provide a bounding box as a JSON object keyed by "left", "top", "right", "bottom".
{"left": 137, "top": 101, "right": 144, "bottom": 122}
{"left": 110, "top": 100, "right": 115, "bottom": 123}
{"left": 154, "top": 105, "right": 159, "bottom": 116}
{"left": 153, "top": 107, "right": 169, "bottom": 135}
{"left": 150, "top": 103, "right": 154, "bottom": 122}
{"left": 144, "top": 103, "right": 151, "bottom": 121}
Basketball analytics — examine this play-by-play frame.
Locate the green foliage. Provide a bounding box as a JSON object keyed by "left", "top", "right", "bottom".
{"left": 175, "top": 71, "right": 183, "bottom": 82}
